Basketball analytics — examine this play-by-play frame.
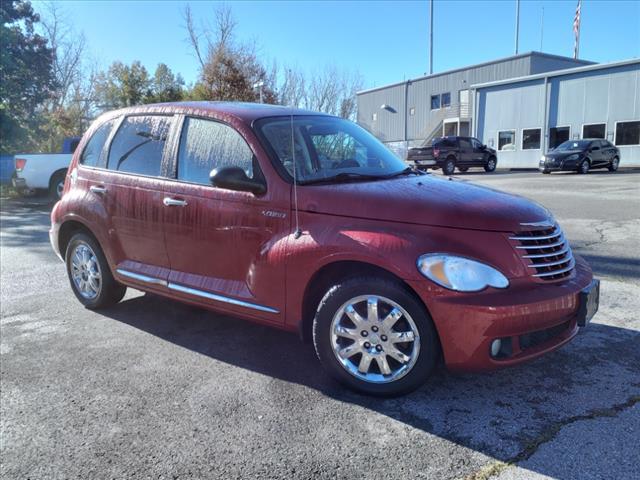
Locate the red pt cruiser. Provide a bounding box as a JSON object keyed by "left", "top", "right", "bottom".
{"left": 50, "top": 102, "right": 600, "bottom": 396}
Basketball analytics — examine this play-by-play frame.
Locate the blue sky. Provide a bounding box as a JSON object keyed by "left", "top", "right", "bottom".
{"left": 36, "top": 0, "right": 640, "bottom": 89}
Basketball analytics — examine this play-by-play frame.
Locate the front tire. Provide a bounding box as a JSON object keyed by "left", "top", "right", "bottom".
{"left": 66, "top": 232, "right": 126, "bottom": 309}
{"left": 312, "top": 277, "right": 439, "bottom": 396}
{"left": 484, "top": 156, "right": 497, "bottom": 172}
{"left": 578, "top": 159, "right": 590, "bottom": 174}
{"left": 608, "top": 157, "right": 619, "bottom": 172}
{"left": 442, "top": 157, "right": 456, "bottom": 176}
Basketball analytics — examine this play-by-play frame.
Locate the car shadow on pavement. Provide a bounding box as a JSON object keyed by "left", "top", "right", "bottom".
{"left": 98, "top": 292, "right": 640, "bottom": 477}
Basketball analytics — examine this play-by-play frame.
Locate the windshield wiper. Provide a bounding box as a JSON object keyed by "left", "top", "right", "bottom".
{"left": 299, "top": 172, "right": 388, "bottom": 185}
{"left": 383, "top": 166, "right": 425, "bottom": 178}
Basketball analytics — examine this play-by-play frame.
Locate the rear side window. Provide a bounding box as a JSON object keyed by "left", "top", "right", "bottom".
{"left": 80, "top": 120, "right": 116, "bottom": 167}
{"left": 177, "top": 117, "right": 254, "bottom": 185}
{"left": 459, "top": 138, "right": 471, "bottom": 150}
{"left": 107, "top": 116, "right": 172, "bottom": 176}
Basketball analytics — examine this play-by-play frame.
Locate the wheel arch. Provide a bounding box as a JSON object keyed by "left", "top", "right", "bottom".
{"left": 299, "top": 260, "right": 435, "bottom": 345}
{"left": 49, "top": 168, "right": 68, "bottom": 189}
{"left": 58, "top": 219, "right": 100, "bottom": 261}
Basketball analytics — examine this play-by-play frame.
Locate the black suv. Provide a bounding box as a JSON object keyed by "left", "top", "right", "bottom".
{"left": 539, "top": 139, "right": 620, "bottom": 174}
{"left": 408, "top": 136, "right": 498, "bottom": 175}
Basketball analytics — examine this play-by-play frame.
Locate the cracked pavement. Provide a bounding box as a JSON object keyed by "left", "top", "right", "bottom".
{"left": 1, "top": 170, "right": 639, "bottom": 479}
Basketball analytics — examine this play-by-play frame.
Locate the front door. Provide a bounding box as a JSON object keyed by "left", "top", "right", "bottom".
{"left": 101, "top": 114, "right": 174, "bottom": 282}
{"left": 162, "top": 116, "right": 288, "bottom": 323}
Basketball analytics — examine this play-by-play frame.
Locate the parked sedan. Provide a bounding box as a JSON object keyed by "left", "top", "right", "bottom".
{"left": 539, "top": 139, "right": 620, "bottom": 174}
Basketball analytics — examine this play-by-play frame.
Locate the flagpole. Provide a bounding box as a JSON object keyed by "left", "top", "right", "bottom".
{"left": 514, "top": 0, "right": 520, "bottom": 55}
{"left": 429, "top": 0, "right": 434, "bottom": 74}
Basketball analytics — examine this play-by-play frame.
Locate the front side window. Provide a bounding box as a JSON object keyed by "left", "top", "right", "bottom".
{"left": 549, "top": 126, "right": 570, "bottom": 149}
{"left": 615, "top": 121, "right": 640, "bottom": 145}
{"left": 177, "top": 117, "right": 254, "bottom": 185}
{"left": 498, "top": 130, "right": 516, "bottom": 151}
{"left": 255, "top": 115, "right": 407, "bottom": 184}
{"left": 441, "top": 92, "right": 451, "bottom": 108}
{"left": 81, "top": 120, "right": 117, "bottom": 167}
{"left": 459, "top": 138, "right": 471, "bottom": 150}
{"left": 522, "top": 128, "right": 541, "bottom": 150}
{"left": 471, "top": 138, "right": 483, "bottom": 149}
{"left": 430, "top": 95, "right": 440, "bottom": 110}
{"left": 582, "top": 123, "right": 606, "bottom": 139}
{"left": 107, "top": 116, "right": 172, "bottom": 176}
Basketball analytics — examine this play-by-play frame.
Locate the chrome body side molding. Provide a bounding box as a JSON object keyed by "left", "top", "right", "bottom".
{"left": 116, "top": 269, "right": 168, "bottom": 286}
{"left": 168, "top": 282, "right": 279, "bottom": 314}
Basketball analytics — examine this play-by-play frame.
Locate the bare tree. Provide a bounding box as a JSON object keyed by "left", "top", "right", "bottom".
{"left": 183, "top": 4, "right": 275, "bottom": 102}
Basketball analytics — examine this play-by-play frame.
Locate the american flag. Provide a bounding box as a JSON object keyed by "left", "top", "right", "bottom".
{"left": 573, "top": 0, "right": 582, "bottom": 59}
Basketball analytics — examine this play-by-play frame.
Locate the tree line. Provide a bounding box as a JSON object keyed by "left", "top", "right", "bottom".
{"left": 0, "top": 1, "right": 362, "bottom": 154}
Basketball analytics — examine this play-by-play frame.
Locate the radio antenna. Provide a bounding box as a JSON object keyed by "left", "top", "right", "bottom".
{"left": 291, "top": 115, "right": 302, "bottom": 239}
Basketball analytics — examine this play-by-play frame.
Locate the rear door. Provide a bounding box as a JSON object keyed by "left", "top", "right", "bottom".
{"left": 458, "top": 138, "right": 473, "bottom": 165}
{"left": 161, "top": 115, "right": 288, "bottom": 323}
{"left": 99, "top": 114, "right": 174, "bottom": 284}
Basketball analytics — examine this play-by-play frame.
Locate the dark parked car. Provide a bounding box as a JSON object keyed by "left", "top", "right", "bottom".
{"left": 539, "top": 139, "right": 620, "bottom": 174}
{"left": 50, "top": 102, "right": 599, "bottom": 396}
{"left": 408, "top": 136, "right": 498, "bottom": 175}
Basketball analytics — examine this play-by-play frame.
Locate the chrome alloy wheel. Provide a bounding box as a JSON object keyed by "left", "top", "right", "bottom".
{"left": 70, "top": 243, "right": 102, "bottom": 299}
{"left": 330, "top": 295, "right": 421, "bottom": 384}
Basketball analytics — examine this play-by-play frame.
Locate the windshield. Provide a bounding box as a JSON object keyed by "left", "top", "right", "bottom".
{"left": 254, "top": 116, "right": 409, "bottom": 184}
{"left": 554, "top": 140, "right": 590, "bottom": 151}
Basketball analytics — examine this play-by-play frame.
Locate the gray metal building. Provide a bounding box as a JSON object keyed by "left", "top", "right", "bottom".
{"left": 357, "top": 51, "right": 593, "bottom": 158}
{"left": 472, "top": 58, "right": 640, "bottom": 168}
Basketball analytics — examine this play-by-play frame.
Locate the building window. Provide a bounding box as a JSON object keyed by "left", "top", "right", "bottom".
{"left": 549, "top": 126, "right": 570, "bottom": 149}
{"left": 615, "top": 121, "right": 640, "bottom": 145}
{"left": 441, "top": 92, "right": 451, "bottom": 108}
{"left": 582, "top": 123, "right": 605, "bottom": 139}
{"left": 498, "top": 130, "right": 516, "bottom": 151}
{"left": 522, "top": 128, "right": 541, "bottom": 150}
{"left": 431, "top": 95, "right": 440, "bottom": 110}
{"left": 409, "top": 107, "right": 415, "bottom": 116}
{"left": 372, "top": 112, "right": 377, "bottom": 121}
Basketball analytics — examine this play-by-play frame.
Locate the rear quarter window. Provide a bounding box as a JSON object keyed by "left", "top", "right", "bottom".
{"left": 107, "top": 116, "right": 172, "bottom": 177}
{"left": 80, "top": 120, "right": 117, "bottom": 168}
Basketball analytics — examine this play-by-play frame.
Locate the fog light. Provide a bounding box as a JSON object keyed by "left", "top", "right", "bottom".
{"left": 490, "top": 339, "right": 502, "bottom": 358}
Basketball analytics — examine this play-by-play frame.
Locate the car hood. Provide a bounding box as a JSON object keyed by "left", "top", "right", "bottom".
{"left": 546, "top": 149, "right": 582, "bottom": 158}
{"left": 297, "top": 175, "right": 552, "bottom": 232}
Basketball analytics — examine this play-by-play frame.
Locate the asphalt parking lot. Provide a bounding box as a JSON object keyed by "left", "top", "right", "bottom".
{"left": 1, "top": 170, "right": 639, "bottom": 479}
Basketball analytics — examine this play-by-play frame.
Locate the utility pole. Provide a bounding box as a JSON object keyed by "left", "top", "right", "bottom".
{"left": 429, "top": 0, "right": 433, "bottom": 75}
{"left": 514, "top": 0, "right": 520, "bottom": 55}
{"left": 540, "top": 6, "right": 544, "bottom": 51}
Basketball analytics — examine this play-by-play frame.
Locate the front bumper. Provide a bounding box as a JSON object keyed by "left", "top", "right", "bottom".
{"left": 408, "top": 254, "right": 594, "bottom": 372}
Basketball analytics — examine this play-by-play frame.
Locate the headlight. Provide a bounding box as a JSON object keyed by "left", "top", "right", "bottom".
{"left": 417, "top": 254, "right": 509, "bottom": 292}
{"left": 565, "top": 154, "right": 579, "bottom": 161}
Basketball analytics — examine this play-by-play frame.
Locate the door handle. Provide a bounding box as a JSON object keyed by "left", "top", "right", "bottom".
{"left": 163, "top": 197, "right": 188, "bottom": 207}
{"left": 90, "top": 185, "right": 107, "bottom": 195}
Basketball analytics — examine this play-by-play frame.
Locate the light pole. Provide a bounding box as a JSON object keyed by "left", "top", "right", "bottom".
{"left": 253, "top": 81, "right": 265, "bottom": 103}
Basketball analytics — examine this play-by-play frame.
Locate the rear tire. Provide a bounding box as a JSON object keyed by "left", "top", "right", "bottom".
{"left": 66, "top": 232, "right": 126, "bottom": 309}
{"left": 312, "top": 276, "right": 439, "bottom": 396}
{"left": 49, "top": 170, "right": 66, "bottom": 200}
{"left": 442, "top": 157, "right": 456, "bottom": 176}
{"left": 484, "top": 156, "right": 497, "bottom": 172}
{"left": 578, "top": 159, "right": 590, "bottom": 174}
{"left": 608, "top": 157, "right": 619, "bottom": 172}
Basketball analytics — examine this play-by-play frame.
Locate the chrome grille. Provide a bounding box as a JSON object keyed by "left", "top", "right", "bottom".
{"left": 510, "top": 224, "right": 575, "bottom": 281}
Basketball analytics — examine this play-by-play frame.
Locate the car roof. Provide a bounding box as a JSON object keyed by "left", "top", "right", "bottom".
{"left": 105, "top": 101, "right": 330, "bottom": 123}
